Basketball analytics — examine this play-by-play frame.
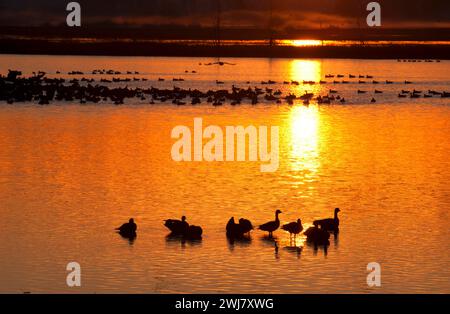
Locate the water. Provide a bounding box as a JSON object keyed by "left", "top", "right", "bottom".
{"left": 0, "top": 55, "right": 449, "bottom": 293}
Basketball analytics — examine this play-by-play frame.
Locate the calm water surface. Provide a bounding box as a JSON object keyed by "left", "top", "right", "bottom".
{"left": 0, "top": 55, "right": 449, "bottom": 293}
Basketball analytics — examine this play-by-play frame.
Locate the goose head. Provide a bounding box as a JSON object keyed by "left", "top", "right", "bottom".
{"left": 275, "top": 210, "right": 282, "bottom": 215}
{"left": 129, "top": 218, "right": 135, "bottom": 224}
{"left": 181, "top": 216, "right": 187, "bottom": 222}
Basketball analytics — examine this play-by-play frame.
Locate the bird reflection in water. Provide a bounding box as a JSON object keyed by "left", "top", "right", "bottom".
{"left": 165, "top": 234, "right": 203, "bottom": 248}
{"left": 118, "top": 233, "right": 137, "bottom": 245}
{"left": 283, "top": 246, "right": 303, "bottom": 259}
{"left": 226, "top": 235, "right": 252, "bottom": 252}
{"left": 260, "top": 235, "right": 280, "bottom": 260}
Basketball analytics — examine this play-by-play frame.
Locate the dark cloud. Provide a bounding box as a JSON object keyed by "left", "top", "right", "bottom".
{"left": 0, "top": 0, "right": 449, "bottom": 28}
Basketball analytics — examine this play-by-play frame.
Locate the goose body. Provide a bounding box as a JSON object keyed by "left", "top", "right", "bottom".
{"left": 313, "top": 208, "right": 341, "bottom": 232}
{"left": 259, "top": 210, "right": 282, "bottom": 237}
{"left": 187, "top": 225, "right": 203, "bottom": 239}
{"left": 239, "top": 218, "right": 254, "bottom": 234}
{"left": 281, "top": 219, "right": 303, "bottom": 237}
{"left": 226, "top": 217, "right": 254, "bottom": 238}
{"left": 165, "top": 216, "right": 203, "bottom": 239}
{"left": 305, "top": 223, "right": 330, "bottom": 245}
{"left": 164, "top": 216, "right": 189, "bottom": 235}
{"left": 116, "top": 218, "right": 137, "bottom": 238}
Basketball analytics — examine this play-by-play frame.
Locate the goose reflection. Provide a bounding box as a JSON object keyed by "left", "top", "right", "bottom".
{"left": 260, "top": 235, "right": 280, "bottom": 259}
{"left": 165, "top": 234, "right": 202, "bottom": 248}
{"left": 227, "top": 235, "right": 252, "bottom": 252}
{"left": 283, "top": 246, "right": 303, "bottom": 259}
{"left": 118, "top": 232, "right": 137, "bottom": 245}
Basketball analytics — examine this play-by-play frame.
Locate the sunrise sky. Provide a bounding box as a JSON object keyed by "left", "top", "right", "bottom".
{"left": 1, "top": 0, "right": 449, "bottom": 29}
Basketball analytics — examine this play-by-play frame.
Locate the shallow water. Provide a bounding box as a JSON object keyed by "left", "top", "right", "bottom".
{"left": 0, "top": 55, "right": 449, "bottom": 293}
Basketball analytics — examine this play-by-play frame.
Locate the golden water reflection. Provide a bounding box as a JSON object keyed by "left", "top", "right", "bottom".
{"left": 288, "top": 105, "right": 321, "bottom": 176}
{"left": 289, "top": 59, "right": 322, "bottom": 83}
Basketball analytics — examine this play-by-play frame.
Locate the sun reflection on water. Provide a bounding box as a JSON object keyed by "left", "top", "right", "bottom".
{"left": 289, "top": 59, "right": 322, "bottom": 83}
{"left": 288, "top": 105, "right": 321, "bottom": 176}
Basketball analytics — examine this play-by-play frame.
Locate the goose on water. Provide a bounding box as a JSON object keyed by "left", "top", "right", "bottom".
{"left": 258, "top": 210, "right": 282, "bottom": 237}
{"left": 281, "top": 219, "right": 303, "bottom": 238}
{"left": 313, "top": 208, "right": 341, "bottom": 232}
{"left": 116, "top": 218, "right": 137, "bottom": 238}
{"left": 164, "top": 216, "right": 203, "bottom": 239}
{"left": 164, "top": 216, "right": 189, "bottom": 235}
{"left": 226, "top": 217, "right": 254, "bottom": 238}
{"left": 304, "top": 222, "right": 330, "bottom": 245}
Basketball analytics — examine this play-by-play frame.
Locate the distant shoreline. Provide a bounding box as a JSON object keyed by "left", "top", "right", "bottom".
{"left": 1, "top": 39, "right": 450, "bottom": 60}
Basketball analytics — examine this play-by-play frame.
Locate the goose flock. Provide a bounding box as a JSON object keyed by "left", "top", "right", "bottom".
{"left": 115, "top": 208, "right": 341, "bottom": 247}
{"left": 2, "top": 69, "right": 448, "bottom": 106}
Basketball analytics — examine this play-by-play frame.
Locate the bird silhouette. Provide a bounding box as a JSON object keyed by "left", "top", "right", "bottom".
{"left": 313, "top": 208, "right": 341, "bottom": 232}
{"left": 226, "top": 217, "right": 254, "bottom": 238}
{"left": 281, "top": 219, "right": 303, "bottom": 239}
{"left": 258, "top": 210, "right": 282, "bottom": 237}
{"left": 115, "top": 218, "right": 137, "bottom": 238}
{"left": 304, "top": 222, "right": 330, "bottom": 245}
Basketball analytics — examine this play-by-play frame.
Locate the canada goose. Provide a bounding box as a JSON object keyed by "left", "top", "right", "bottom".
{"left": 164, "top": 216, "right": 189, "bottom": 235}
{"left": 226, "top": 217, "right": 254, "bottom": 238}
{"left": 281, "top": 219, "right": 303, "bottom": 238}
{"left": 259, "top": 210, "right": 282, "bottom": 237}
{"left": 186, "top": 225, "right": 203, "bottom": 239}
{"left": 239, "top": 218, "right": 254, "bottom": 235}
{"left": 304, "top": 222, "right": 330, "bottom": 245}
{"left": 371, "top": 98, "right": 377, "bottom": 103}
{"left": 165, "top": 216, "right": 203, "bottom": 239}
{"left": 116, "top": 218, "right": 137, "bottom": 238}
{"left": 314, "top": 208, "right": 341, "bottom": 232}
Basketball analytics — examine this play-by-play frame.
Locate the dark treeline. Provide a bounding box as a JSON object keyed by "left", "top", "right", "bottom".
{"left": 1, "top": 38, "right": 449, "bottom": 59}
{"left": 1, "top": 25, "right": 450, "bottom": 41}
